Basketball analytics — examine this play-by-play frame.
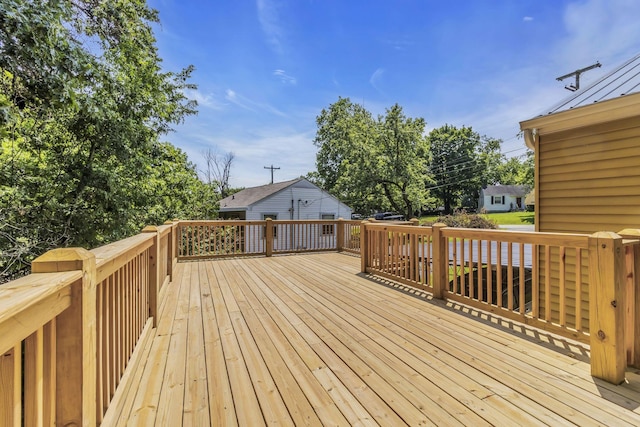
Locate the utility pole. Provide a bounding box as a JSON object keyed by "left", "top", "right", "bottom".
{"left": 264, "top": 164, "right": 280, "bottom": 184}
{"left": 556, "top": 61, "right": 601, "bottom": 91}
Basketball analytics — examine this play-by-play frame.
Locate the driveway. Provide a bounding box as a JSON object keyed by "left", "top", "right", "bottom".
{"left": 499, "top": 224, "right": 535, "bottom": 232}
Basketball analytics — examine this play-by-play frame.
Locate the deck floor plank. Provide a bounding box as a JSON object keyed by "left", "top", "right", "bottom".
{"left": 312, "top": 255, "right": 640, "bottom": 424}
{"left": 224, "top": 261, "right": 341, "bottom": 426}
{"left": 208, "top": 258, "right": 266, "bottom": 426}
{"left": 253, "top": 259, "right": 474, "bottom": 426}
{"left": 201, "top": 261, "right": 238, "bottom": 426}
{"left": 234, "top": 260, "right": 386, "bottom": 426}
{"left": 306, "top": 253, "right": 639, "bottom": 425}
{"left": 269, "top": 256, "right": 542, "bottom": 427}
{"left": 153, "top": 259, "right": 192, "bottom": 426}
{"left": 182, "top": 263, "right": 210, "bottom": 425}
{"left": 115, "top": 253, "right": 640, "bottom": 426}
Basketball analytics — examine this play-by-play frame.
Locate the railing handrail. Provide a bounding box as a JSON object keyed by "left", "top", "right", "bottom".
{"left": 93, "top": 232, "right": 156, "bottom": 283}
{"left": 442, "top": 227, "right": 591, "bottom": 248}
{"left": 0, "top": 270, "right": 81, "bottom": 356}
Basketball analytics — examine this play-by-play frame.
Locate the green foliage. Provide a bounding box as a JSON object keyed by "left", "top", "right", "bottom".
{"left": 494, "top": 150, "right": 534, "bottom": 188}
{"left": 421, "top": 211, "right": 534, "bottom": 226}
{"left": 314, "top": 98, "right": 429, "bottom": 218}
{"left": 427, "top": 125, "right": 502, "bottom": 214}
{"left": 0, "top": 0, "right": 211, "bottom": 282}
{"left": 424, "top": 211, "right": 498, "bottom": 229}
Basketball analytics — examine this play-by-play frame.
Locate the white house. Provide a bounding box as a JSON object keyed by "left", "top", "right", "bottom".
{"left": 218, "top": 177, "right": 352, "bottom": 220}
{"left": 478, "top": 185, "right": 529, "bottom": 213}
{"left": 218, "top": 178, "right": 353, "bottom": 252}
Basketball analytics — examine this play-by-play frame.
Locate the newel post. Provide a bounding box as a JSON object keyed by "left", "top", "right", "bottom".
{"left": 32, "top": 248, "right": 97, "bottom": 427}
{"left": 142, "top": 226, "right": 160, "bottom": 327}
{"left": 360, "top": 220, "right": 369, "bottom": 273}
{"left": 431, "top": 223, "right": 448, "bottom": 299}
{"left": 336, "top": 218, "right": 345, "bottom": 252}
{"left": 588, "top": 231, "right": 626, "bottom": 384}
{"left": 265, "top": 218, "right": 274, "bottom": 257}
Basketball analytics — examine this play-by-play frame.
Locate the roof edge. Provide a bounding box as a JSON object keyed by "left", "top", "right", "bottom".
{"left": 519, "top": 91, "right": 640, "bottom": 136}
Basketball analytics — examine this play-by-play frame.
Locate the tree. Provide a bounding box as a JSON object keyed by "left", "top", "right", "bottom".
{"left": 313, "top": 98, "right": 429, "bottom": 218}
{"left": 374, "top": 104, "right": 430, "bottom": 218}
{"left": 427, "top": 125, "right": 502, "bottom": 214}
{"left": 201, "top": 148, "right": 235, "bottom": 198}
{"left": 0, "top": 0, "right": 199, "bottom": 281}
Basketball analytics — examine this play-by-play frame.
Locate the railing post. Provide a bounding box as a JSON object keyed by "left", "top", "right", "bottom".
{"left": 266, "top": 218, "right": 273, "bottom": 257}
{"left": 360, "top": 220, "right": 369, "bottom": 273}
{"left": 618, "top": 229, "right": 640, "bottom": 367}
{"left": 432, "top": 223, "right": 448, "bottom": 299}
{"left": 588, "top": 231, "right": 626, "bottom": 384}
{"left": 337, "top": 218, "right": 344, "bottom": 252}
{"left": 142, "top": 226, "right": 160, "bottom": 327}
{"left": 31, "top": 248, "right": 97, "bottom": 427}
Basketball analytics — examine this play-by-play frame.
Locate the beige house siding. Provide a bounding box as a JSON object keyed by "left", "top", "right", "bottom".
{"left": 537, "top": 116, "right": 640, "bottom": 234}
{"left": 520, "top": 57, "right": 640, "bottom": 340}
{"left": 533, "top": 116, "right": 640, "bottom": 332}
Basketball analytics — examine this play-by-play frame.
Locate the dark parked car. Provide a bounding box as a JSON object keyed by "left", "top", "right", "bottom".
{"left": 373, "top": 212, "right": 405, "bottom": 221}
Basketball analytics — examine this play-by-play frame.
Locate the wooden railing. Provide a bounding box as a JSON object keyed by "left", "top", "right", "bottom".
{"left": 177, "top": 219, "right": 361, "bottom": 259}
{"left": 0, "top": 221, "right": 179, "bottom": 425}
{"left": 2, "top": 215, "right": 638, "bottom": 425}
{"left": 361, "top": 220, "right": 640, "bottom": 384}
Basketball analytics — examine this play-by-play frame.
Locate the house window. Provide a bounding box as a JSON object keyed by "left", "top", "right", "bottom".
{"left": 492, "top": 196, "right": 504, "bottom": 205}
{"left": 262, "top": 213, "right": 277, "bottom": 238}
{"left": 321, "top": 213, "right": 335, "bottom": 235}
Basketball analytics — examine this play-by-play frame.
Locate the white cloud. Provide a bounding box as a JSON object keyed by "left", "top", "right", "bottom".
{"left": 225, "top": 88, "right": 288, "bottom": 117}
{"left": 383, "top": 36, "right": 413, "bottom": 51}
{"left": 273, "top": 69, "right": 297, "bottom": 85}
{"left": 523, "top": 16, "right": 534, "bottom": 22}
{"left": 186, "top": 127, "right": 316, "bottom": 188}
{"left": 557, "top": 0, "right": 640, "bottom": 68}
{"left": 185, "top": 89, "right": 225, "bottom": 110}
{"left": 369, "top": 68, "right": 385, "bottom": 93}
{"left": 256, "top": 0, "right": 285, "bottom": 54}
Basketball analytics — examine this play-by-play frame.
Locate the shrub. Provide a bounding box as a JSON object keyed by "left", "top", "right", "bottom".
{"left": 424, "top": 210, "right": 498, "bottom": 229}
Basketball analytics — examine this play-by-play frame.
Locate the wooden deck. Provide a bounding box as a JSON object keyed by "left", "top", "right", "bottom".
{"left": 108, "top": 253, "right": 640, "bottom": 426}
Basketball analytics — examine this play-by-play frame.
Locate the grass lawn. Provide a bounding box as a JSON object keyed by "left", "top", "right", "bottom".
{"left": 484, "top": 211, "right": 534, "bottom": 225}
{"left": 420, "top": 211, "right": 534, "bottom": 225}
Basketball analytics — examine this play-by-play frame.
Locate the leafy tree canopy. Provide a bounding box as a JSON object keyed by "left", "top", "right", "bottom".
{"left": 427, "top": 125, "right": 503, "bottom": 214}
{"left": 314, "top": 98, "right": 429, "bottom": 218}
{"left": 0, "top": 0, "right": 213, "bottom": 281}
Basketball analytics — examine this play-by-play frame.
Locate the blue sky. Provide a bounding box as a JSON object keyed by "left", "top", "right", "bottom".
{"left": 149, "top": 0, "right": 640, "bottom": 188}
